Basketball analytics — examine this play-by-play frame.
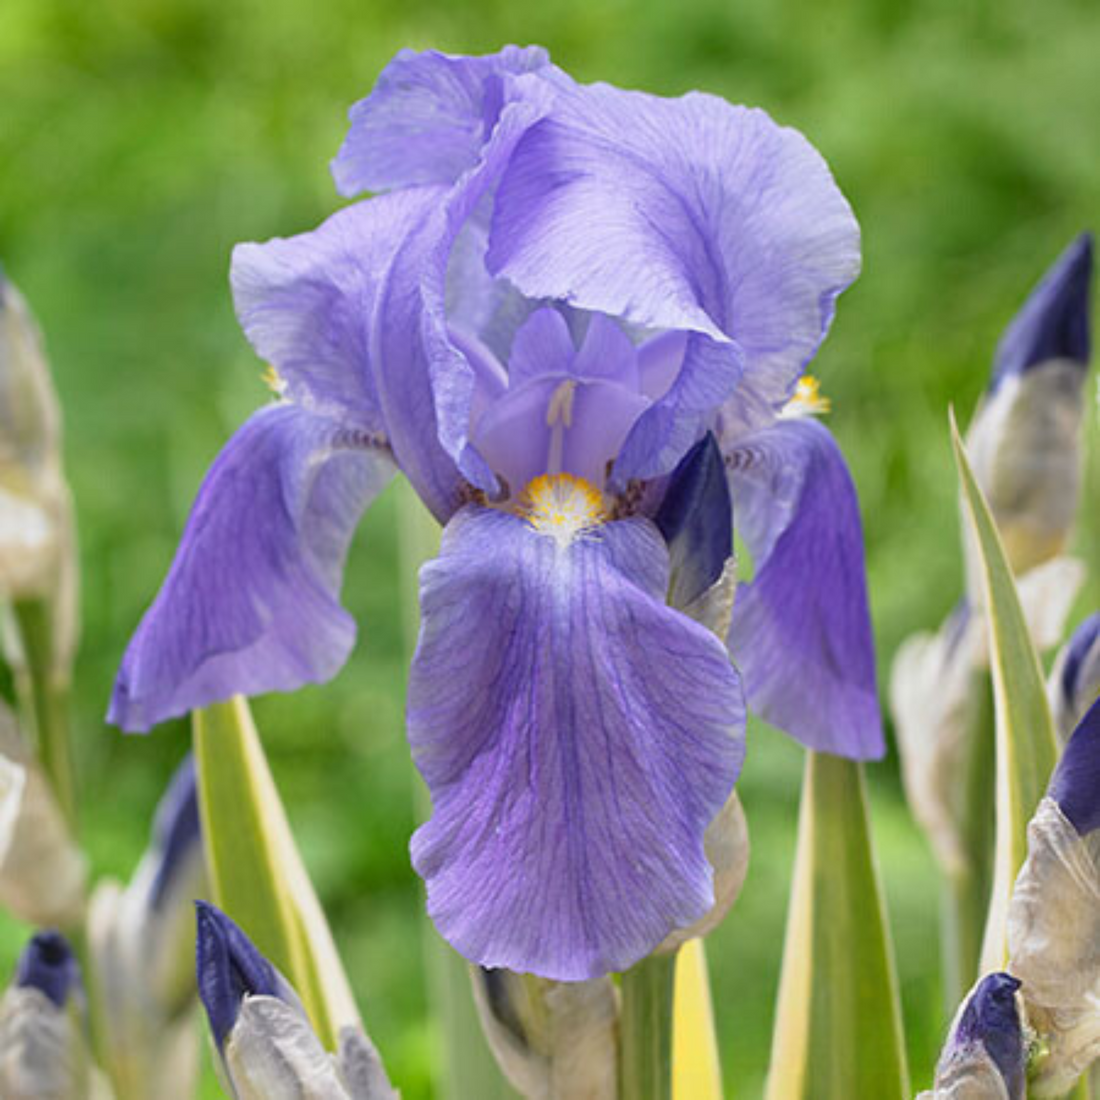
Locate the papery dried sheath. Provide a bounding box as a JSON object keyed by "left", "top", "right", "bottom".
{"left": 1007, "top": 698, "right": 1100, "bottom": 1095}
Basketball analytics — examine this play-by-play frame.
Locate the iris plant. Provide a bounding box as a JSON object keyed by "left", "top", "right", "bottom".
{"left": 110, "top": 47, "right": 880, "bottom": 980}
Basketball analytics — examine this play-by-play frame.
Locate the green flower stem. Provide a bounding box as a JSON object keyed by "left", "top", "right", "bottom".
{"left": 396, "top": 483, "right": 519, "bottom": 1100}
{"left": 767, "top": 751, "right": 908, "bottom": 1100}
{"left": 619, "top": 952, "right": 676, "bottom": 1100}
{"left": 12, "top": 597, "right": 76, "bottom": 827}
{"left": 941, "top": 672, "right": 996, "bottom": 1011}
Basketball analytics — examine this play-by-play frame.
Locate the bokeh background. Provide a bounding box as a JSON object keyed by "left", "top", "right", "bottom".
{"left": 2, "top": 0, "right": 1099, "bottom": 1094}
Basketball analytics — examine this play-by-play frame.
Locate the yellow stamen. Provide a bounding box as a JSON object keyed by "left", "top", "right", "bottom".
{"left": 262, "top": 364, "right": 287, "bottom": 397}
{"left": 519, "top": 473, "right": 607, "bottom": 547}
{"left": 781, "top": 375, "right": 831, "bottom": 418}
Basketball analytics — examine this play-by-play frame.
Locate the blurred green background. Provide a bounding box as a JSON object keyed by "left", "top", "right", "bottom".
{"left": 1, "top": 0, "right": 1098, "bottom": 1094}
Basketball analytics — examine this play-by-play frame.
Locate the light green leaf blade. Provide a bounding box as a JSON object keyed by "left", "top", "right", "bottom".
{"left": 193, "top": 696, "right": 359, "bottom": 1051}
{"left": 949, "top": 412, "right": 1059, "bottom": 971}
{"left": 767, "top": 752, "right": 908, "bottom": 1100}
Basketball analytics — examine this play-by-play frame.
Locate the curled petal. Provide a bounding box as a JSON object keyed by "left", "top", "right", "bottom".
{"left": 1047, "top": 696, "right": 1100, "bottom": 837}
{"left": 408, "top": 506, "right": 745, "bottom": 980}
{"left": 332, "top": 46, "right": 552, "bottom": 196}
{"left": 726, "top": 419, "right": 882, "bottom": 759}
{"left": 109, "top": 404, "right": 393, "bottom": 731}
{"left": 373, "top": 80, "right": 554, "bottom": 514}
{"left": 232, "top": 189, "right": 443, "bottom": 429}
{"left": 490, "top": 80, "right": 860, "bottom": 476}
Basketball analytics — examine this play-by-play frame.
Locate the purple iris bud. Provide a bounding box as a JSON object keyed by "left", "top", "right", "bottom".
{"left": 989, "top": 233, "right": 1093, "bottom": 393}
{"left": 14, "top": 930, "right": 81, "bottom": 1009}
{"left": 1047, "top": 696, "right": 1100, "bottom": 838}
{"left": 147, "top": 755, "right": 200, "bottom": 911}
{"left": 943, "top": 973, "right": 1026, "bottom": 1099}
{"left": 195, "top": 901, "right": 280, "bottom": 1049}
{"left": 111, "top": 46, "right": 881, "bottom": 978}
{"left": 654, "top": 432, "right": 732, "bottom": 608}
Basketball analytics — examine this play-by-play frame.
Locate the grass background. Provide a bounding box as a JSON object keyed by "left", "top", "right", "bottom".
{"left": 1, "top": 0, "right": 1099, "bottom": 1094}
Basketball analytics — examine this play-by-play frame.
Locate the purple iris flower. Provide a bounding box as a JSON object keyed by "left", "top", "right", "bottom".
{"left": 110, "top": 47, "right": 880, "bottom": 979}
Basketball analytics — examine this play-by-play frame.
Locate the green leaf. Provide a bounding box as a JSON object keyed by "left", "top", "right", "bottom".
{"left": 949, "top": 412, "right": 1059, "bottom": 971}
{"left": 193, "top": 697, "right": 359, "bottom": 1051}
{"left": 766, "top": 752, "right": 908, "bottom": 1100}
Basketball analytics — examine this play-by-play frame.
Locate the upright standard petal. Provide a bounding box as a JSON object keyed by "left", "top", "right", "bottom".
{"left": 726, "top": 418, "right": 883, "bottom": 759}
{"left": 109, "top": 404, "right": 393, "bottom": 731}
{"left": 489, "top": 79, "right": 860, "bottom": 478}
{"left": 408, "top": 505, "right": 745, "bottom": 980}
{"left": 232, "top": 188, "right": 444, "bottom": 429}
{"left": 332, "top": 46, "right": 552, "bottom": 196}
{"left": 372, "top": 78, "right": 554, "bottom": 514}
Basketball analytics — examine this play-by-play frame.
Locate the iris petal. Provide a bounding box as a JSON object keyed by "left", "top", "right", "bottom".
{"left": 109, "top": 404, "right": 393, "bottom": 731}
{"left": 232, "top": 188, "right": 443, "bottom": 431}
{"left": 408, "top": 506, "right": 745, "bottom": 980}
{"left": 332, "top": 46, "right": 552, "bottom": 196}
{"left": 489, "top": 79, "right": 860, "bottom": 478}
{"left": 726, "top": 419, "right": 883, "bottom": 759}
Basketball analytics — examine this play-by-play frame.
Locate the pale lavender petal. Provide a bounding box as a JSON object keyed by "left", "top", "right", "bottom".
{"left": 572, "top": 312, "right": 639, "bottom": 384}
{"left": 231, "top": 188, "right": 441, "bottom": 430}
{"left": 109, "top": 404, "right": 393, "bottom": 732}
{"left": 332, "top": 46, "right": 552, "bottom": 197}
{"left": 373, "top": 80, "right": 554, "bottom": 512}
{"left": 507, "top": 307, "right": 575, "bottom": 385}
{"left": 726, "top": 419, "right": 882, "bottom": 759}
{"left": 489, "top": 79, "right": 860, "bottom": 477}
{"left": 469, "top": 375, "right": 559, "bottom": 494}
{"left": 637, "top": 329, "right": 687, "bottom": 400}
{"left": 408, "top": 506, "right": 745, "bottom": 980}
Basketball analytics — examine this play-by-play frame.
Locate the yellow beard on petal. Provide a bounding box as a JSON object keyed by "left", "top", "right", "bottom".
{"left": 519, "top": 473, "right": 608, "bottom": 547}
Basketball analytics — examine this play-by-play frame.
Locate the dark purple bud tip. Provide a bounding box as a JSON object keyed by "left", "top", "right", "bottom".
{"left": 1048, "top": 695, "right": 1100, "bottom": 837}
{"left": 14, "top": 930, "right": 81, "bottom": 1009}
{"left": 955, "top": 972, "right": 1024, "bottom": 1099}
{"left": 195, "top": 901, "right": 280, "bottom": 1049}
{"left": 654, "top": 432, "right": 732, "bottom": 609}
{"left": 1059, "top": 613, "right": 1100, "bottom": 717}
{"left": 149, "top": 755, "right": 201, "bottom": 910}
{"left": 990, "top": 232, "right": 1093, "bottom": 392}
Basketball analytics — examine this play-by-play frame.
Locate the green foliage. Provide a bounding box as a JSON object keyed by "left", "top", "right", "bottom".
{"left": 949, "top": 416, "right": 1059, "bottom": 971}
{"left": 767, "top": 752, "right": 909, "bottom": 1099}
{"left": 0, "top": 0, "right": 1098, "bottom": 1094}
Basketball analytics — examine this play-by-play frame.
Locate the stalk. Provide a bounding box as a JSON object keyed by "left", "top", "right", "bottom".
{"left": 12, "top": 597, "right": 76, "bottom": 827}
{"left": 619, "top": 952, "right": 676, "bottom": 1100}
{"left": 940, "top": 671, "right": 996, "bottom": 1010}
{"left": 396, "top": 483, "right": 519, "bottom": 1100}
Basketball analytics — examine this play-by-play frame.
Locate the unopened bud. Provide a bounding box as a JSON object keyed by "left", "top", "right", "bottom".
{"left": 90, "top": 757, "right": 204, "bottom": 1099}
{"left": 0, "top": 932, "right": 99, "bottom": 1099}
{"left": 472, "top": 967, "right": 618, "bottom": 1099}
{"left": 965, "top": 234, "right": 1092, "bottom": 580}
{"left": 1048, "top": 613, "right": 1100, "bottom": 744}
{"left": 1007, "top": 699, "right": 1100, "bottom": 1095}
{"left": 0, "top": 702, "right": 85, "bottom": 926}
{"left": 920, "top": 972, "right": 1026, "bottom": 1099}
{"left": 196, "top": 902, "right": 395, "bottom": 1099}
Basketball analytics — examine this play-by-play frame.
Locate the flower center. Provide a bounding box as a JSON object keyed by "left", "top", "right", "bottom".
{"left": 519, "top": 473, "right": 607, "bottom": 546}
{"left": 780, "top": 374, "right": 831, "bottom": 418}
